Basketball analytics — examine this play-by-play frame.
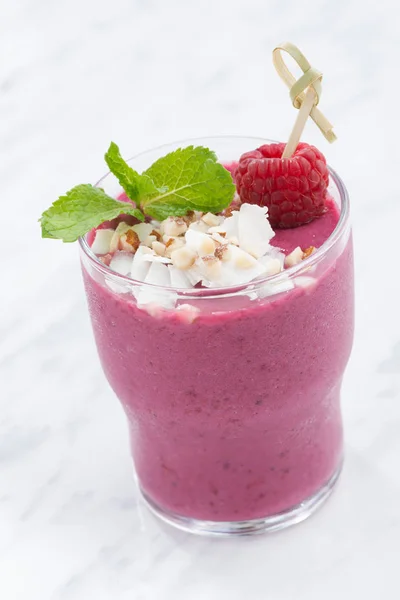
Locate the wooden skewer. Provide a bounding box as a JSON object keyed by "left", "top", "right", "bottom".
{"left": 282, "top": 86, "right": 316, "bottom": 159}
{"left": 273, "top": 43, "right": 336, "bottom": 159}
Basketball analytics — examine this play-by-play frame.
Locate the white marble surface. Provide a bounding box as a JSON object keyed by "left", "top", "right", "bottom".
{"left": 1, "top": 0, "right": 400, "bottom": 598}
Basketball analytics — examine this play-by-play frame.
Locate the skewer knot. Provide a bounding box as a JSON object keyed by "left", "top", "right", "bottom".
{"left": 272, "top": 42, "right": 336, "bottom": 143}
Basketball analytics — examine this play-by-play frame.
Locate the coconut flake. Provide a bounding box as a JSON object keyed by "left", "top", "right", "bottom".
{"left": 134, "top": 262, "right": 176, "bottom": 310}
{"left": 109, "top": 223, "right": 132, "bottom": 253}
{"left": 132, "top": 223, "right": 154, "bottom": 242}
{"left": 144, "top": 261, "right": 171, "bottom": 287}
{"left": 220, "top": 210, "right": 240, "bottom": 239}
{"left": 176, "top": 304, "right": 200, "bottom": 323}
{"left": 142, "top": 253, "right": 172, "bottom": 264}
{"left": 91, "top": 229, "right": 114, "bottom": 254}
{"left": 115, "top": 222, "right": 131, "bottom": 235}
{"left": 186, "top": 265, "right": 204, "bottom": 287}
{"left": 220, "top": 245, "right": 267, "bottom": 286}
{"left": 295, "top": 276, "right": 317, "bottom": 289}
{"left": 130, "top": 246, "right": 152, "bottom": 281}
{"left": 257, "top": 276, "right": 295, "bottom": 299}
{"left": 266, "top": 247, "right": 286, "bottom": 268}
{"left": 109, "top": 251, "right": 134, "bottom": 276}
{"left": 257, "top": 256, "right": 283, "bottom": 276}
{"left": 237, "top": 204, "right": 274, "bottom": 258}
{"left": 169, "top": 266, "right": 192, "bottom": 288}
{"left": 106, "top": 280, "right": 129, "bottom": 294}
{"left": 134, "top": 288, "right": 177, "bottom": 311}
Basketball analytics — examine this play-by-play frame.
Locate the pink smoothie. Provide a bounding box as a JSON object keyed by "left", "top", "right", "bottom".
{"left": 81, "top": 198, "right": 354, "bottom": 521}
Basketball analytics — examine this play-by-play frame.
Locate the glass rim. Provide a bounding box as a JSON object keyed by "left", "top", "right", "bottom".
{"left": 79, "top": 135, "right": 350, "bottom": 299}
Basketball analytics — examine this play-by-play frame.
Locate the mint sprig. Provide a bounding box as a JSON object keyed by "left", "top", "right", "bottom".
{"left": 104, "top": 142, "right": 160, "bottom": 201}
{"left": 40, "top": 185, "right": 144, "bottom": 243}
{"left": 141, "top": 146, "right": 235, "bottom": 220}
{"left": 105, "top": 142, "right": 166, "bottom": 204}
{"left": 40, "top": 142, "right": 235, "bottom": 242}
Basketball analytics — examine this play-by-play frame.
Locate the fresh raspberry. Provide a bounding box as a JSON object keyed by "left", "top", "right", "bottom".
{"left": 235, "top": 142, "right": 329, "bottom": 228}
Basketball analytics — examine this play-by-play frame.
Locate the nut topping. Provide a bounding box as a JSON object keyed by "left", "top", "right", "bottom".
{"left": 170, "top": 247, "right": 196, "bottom": 270}
{"left": 162, "top": 216, "right": 188, "bottom": 237}
{"left": 302, "top": 246, "right": 316, "bottom": 259}
{"left": 214, "top": 244, "right": 231, "bottom": 262}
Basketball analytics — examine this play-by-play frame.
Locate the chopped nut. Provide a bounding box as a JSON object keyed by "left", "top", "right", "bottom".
{"left": 176, "top": 304, "right": 200, "bottom": 324}
{"left": 143, "top": 235, "right": 157, "bottom": 247}
{"left": 211, "top": 232, "right": 228, "bottom": 244}
{"left": 198, "top": 236, "right": 216, "bottom": 257}
{"left": 202, "top": 212, "right": 221, "bottom": 227}
{"left": 188, "top": 220, "right": 210, "bottom": 233}
{"left": 98, "top": 253, "right": 113, "bottom": 266}
{"left": 302, "top": 246, "right": 316, "bottom": 259}
{"left": 214, "top": 244, "right": 231, "bottom": 261}
{"left": 208, "top": 226, "right": 227, "bottom": 244}
{"left": 201, "top": 255, "right": 222, "bottom": 280}
{"left": 285, "top": 246, "right": 304, "bottom": 268}
{"left": 151, "top": 229, "right": 163, "bottom": 242}
{"left": 208, "top": 226, "right": 224, "bottom": 234}
{"left": 264, "top": 258, "right": 282, "bottom": 276}
{"left": 152, "top": 240, "right": 166, "bottom": 256}
{"left": 183, "top": 210, "right": 196, "bottom": 224}
{"left": 171, "top": 247, "right": 197, "bottom": 270}
{"left": 165, "top": 238, "right": 185, "bottom": 258}
{"left": 119, "top": 229, "right": 140, "bottom": 252}
{"left": 119, "top": 238, "right": 133, "bottom": 252}
{"left": 231, "top": 195, "right": 242, "bottom": 211}
{"left": 224, "top": 206, "right": 234, "bottom": 217}
{"left": 164, "top": 237, "right": 175, "bottom": 248}
{"left": 202, "top": 254, "right": 218, "bottom": 263}
{"left": 126, "top": 229, "right": 140, "bottom": 248}
{"left": 162, "top": 216, "right": 188, "bottom": 237}
{"left": 234, "top": 251, "right": 256, "bottom": 269}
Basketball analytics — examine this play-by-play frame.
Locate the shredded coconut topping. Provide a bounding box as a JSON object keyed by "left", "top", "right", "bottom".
{"left": 91, "top": 204, "right": 318, "bottom": 308}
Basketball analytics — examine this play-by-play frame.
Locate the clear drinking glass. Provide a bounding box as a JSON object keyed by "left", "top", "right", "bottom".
{"left": 79, "top": 137, "right": 354, "bottom": 535}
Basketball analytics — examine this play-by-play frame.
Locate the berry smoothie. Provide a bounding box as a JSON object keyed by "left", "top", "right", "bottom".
{"left": 81, "top": 183, "right": 354, "bottom": 523}
{"left": 39, "top": 38, "right": 354, "bottom": 533}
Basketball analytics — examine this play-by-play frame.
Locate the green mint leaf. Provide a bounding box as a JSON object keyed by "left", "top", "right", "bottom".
{"left": 140, "top": 146, "right": 235, "bottom": 220}
{"left": 41, "top": 222, "right": 57, "bottom": 239}
{"left": 105, "top": 142, "right": 161, "bottom": 201}
{"left": 105, "top": 142, "right": 141, "bottom": 200}
{"left": 40, "top": 184, "right": 144, "bottom": 242}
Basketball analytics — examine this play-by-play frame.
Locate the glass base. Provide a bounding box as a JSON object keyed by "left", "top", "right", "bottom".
{"left": 140, "top": 462, "right": 343, "bottom": 536}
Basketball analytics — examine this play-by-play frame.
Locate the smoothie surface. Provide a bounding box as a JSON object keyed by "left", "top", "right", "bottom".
{"left": 271, "top": 196, "right": 339, "bottom": 255}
